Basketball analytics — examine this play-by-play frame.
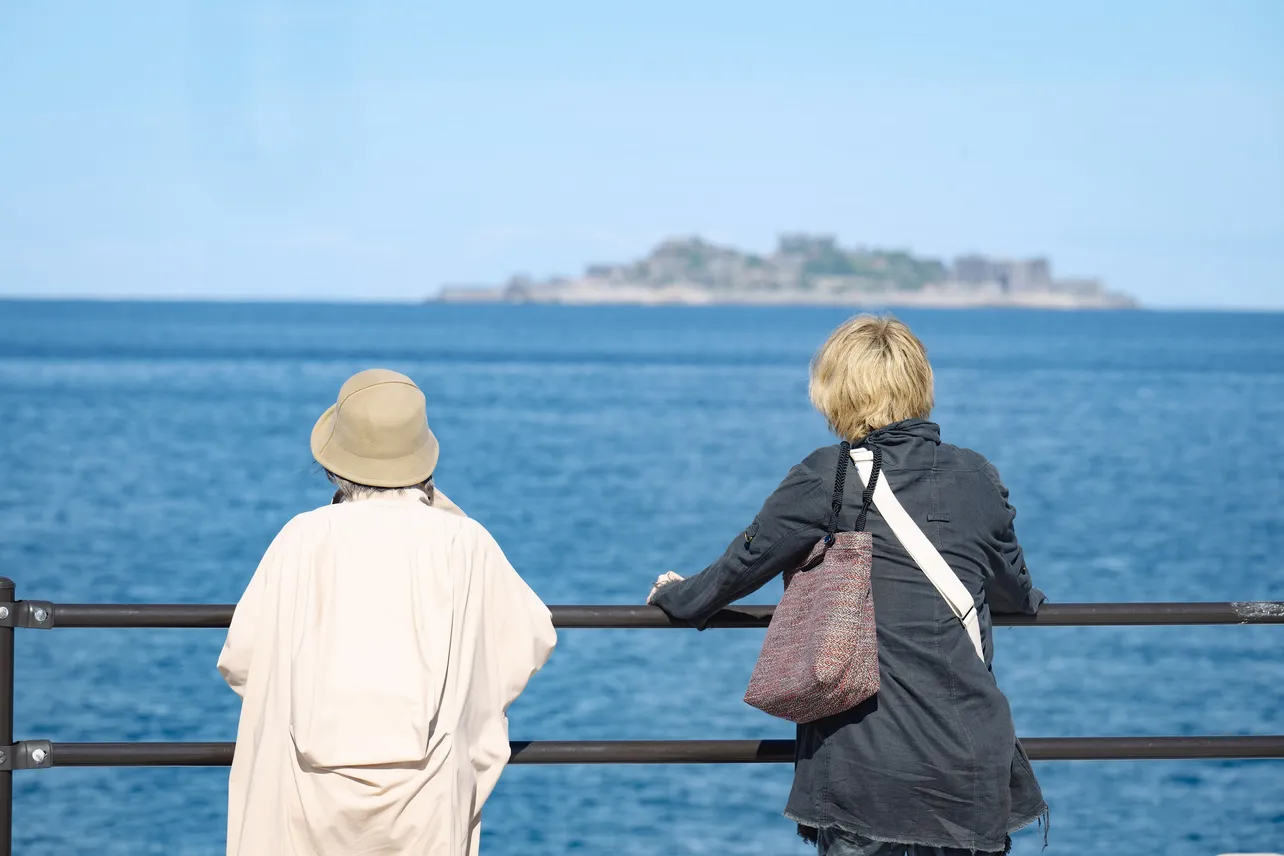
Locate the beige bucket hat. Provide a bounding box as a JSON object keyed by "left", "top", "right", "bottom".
{"left": 311, "top": 369, "right": 440, "bottom": 488}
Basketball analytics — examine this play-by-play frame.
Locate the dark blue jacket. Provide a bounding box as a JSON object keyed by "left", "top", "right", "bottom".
{"left": 651, "top": 419, "right": 1047, "bottom": 852}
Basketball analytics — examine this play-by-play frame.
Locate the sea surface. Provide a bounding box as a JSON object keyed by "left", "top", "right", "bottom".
{"left": 0, "top": 300, "right": 1281, "bottom": 855}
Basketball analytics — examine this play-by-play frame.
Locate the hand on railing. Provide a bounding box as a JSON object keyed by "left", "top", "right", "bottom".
{"left": 646, "top": 572, "right": 684, "bottom": 605}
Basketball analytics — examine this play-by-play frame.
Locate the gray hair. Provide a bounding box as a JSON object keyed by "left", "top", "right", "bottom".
{"left": 325, "top": 470, "right": 435, "bottom": 505}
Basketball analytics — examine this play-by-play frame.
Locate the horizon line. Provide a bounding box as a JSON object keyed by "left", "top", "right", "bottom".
{"left": 0, "top": 293, "right": 1272, "bottom": 313}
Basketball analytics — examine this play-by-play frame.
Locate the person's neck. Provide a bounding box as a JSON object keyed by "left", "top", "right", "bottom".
{"left": 338, "top": 487, "right": 430, "bottom": 504}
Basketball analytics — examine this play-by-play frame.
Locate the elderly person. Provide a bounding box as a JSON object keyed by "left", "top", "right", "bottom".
{"left": 218, "top": 369, "right": 556, "bottom": 856}
{"left": 647, "top": 316, "right": 1046, "bottom": 856}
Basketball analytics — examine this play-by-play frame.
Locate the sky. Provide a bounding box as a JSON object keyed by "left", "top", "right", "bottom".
{"left": 1, "top": 1, "right": 1282, "bottom": 308}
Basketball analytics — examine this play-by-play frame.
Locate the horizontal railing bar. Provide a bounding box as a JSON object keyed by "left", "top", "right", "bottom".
{"left": 45, "top": 601, "right": 1284, "bottom": 629}
{"left": 54, "top": 604, "right": 235, "bottom": 629}
{"left": 35, "top": 736, "right": 1284, "bottom": 767}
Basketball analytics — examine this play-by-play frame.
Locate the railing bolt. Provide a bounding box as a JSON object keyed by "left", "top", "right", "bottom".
{"left": 29, "top": 749, "right": 45, "bottom": 765}
{"left": 0, "top": 609, "right": 7, "bottom": 622}
{"left": 31, "top": 609, "right": 47, "bottom": 624}
{"left": 0, "top": 752, "right": 6, "bottom": 766}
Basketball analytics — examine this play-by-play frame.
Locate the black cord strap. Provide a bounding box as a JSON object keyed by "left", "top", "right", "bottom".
{"left": 824, "top": 441, "right": 852, "bottom": 543}
{"left": 826, "top": 442, "right": 885, "bottom": 541}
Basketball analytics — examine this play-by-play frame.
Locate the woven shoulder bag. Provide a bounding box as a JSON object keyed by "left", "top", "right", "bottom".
{"left": 743, "top": 443, "right": 882, "bottom": 724}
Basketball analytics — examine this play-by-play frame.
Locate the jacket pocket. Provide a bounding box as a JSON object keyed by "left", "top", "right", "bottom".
{"left": 291, "top": 688, "right": 432, "bottom": 769}
{"left": 289, "top": 626, "right": 437, "bottom": 769}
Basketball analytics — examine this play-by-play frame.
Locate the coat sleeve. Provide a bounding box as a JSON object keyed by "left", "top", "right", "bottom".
{"left": 650, "top": 459, "right": 829, "bottom": 629}
{"left": 467, "top": 525, "right": 557, "bottom": 811}
{"left": 980, "top": 463, "right": 1046, "bottom": 615}
{"left": 480, "top": 528, "right": 557, "bottom": 711}
{"left": 216, "top": 529, "right": 281, "bottom": 697}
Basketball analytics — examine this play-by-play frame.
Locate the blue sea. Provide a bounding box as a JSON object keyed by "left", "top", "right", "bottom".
{"left": 1, "top": 300, "right": 1281, "bottom": 855}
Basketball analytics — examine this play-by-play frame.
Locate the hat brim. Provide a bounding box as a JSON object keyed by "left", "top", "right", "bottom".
{"left": 310, "top": 405, "right": 440, "bottom": 488}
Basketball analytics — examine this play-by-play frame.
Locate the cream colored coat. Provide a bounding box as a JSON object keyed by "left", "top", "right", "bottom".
{"left": 217, "top": 490, "right": 556, "bottom": 855}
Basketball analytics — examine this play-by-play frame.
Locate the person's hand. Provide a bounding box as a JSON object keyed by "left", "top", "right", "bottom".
{"left": 647, "top": 571, "right": 685, "bottom": 605}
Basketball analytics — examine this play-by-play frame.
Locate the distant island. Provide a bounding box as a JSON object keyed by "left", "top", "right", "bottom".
{"left": 436, "top": 234, "right": 1137, "bottom": 309}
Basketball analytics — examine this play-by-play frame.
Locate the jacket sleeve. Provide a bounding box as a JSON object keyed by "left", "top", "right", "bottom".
{"left": 981, "top": 463, "right": 1046, "bottom": 615}
{"left": 216, "top": 540, "right": 273, "bottom": 697}
{"left": 216, "top": 515, "right": 303, "bottom": 697}
{"left": 478, "top": 526, "right": 557, "bottom": 712}
{"left": 650, "top": 459, "right": 829, "bottom": 629}
{"left": 467, "top": 524, "right": 557, "bottom": 813}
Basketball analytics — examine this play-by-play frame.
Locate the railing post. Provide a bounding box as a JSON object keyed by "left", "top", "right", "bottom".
{"left": 0, "top": 577, "right": 14, "bottom": 856}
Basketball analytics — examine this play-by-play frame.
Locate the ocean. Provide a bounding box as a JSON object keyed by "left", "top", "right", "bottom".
{"left": 0, "top": 300, "right": 1281, "bottom": 855}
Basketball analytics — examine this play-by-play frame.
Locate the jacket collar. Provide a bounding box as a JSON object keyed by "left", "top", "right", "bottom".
{"left": 861, "top": 418, "right": 941, "bottom": 447}
{"left": 340, "top": 488, "right": 432, "bottom": 506}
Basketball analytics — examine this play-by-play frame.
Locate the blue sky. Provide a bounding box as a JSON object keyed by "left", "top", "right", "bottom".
{"left": 1, "top": 1, "right": 1281, "bottom": 307}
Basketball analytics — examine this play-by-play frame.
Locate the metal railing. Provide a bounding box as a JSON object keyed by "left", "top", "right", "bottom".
{"left": 1, "top": 577, "right": 1281, "bottom": 855}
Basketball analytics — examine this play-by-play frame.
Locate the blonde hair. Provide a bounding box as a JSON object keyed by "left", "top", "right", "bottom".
{"left": 809, "top": 314, "right": 934, "bottom": 442}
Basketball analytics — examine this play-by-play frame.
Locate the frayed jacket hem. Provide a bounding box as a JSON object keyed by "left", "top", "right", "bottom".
{"left": 785, "top": 801, "right": 1049, "bottom": 854}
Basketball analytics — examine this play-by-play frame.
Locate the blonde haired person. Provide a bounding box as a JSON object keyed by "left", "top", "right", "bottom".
{"left": 219, "top": 369, "right": 556, "bottom": 856}
{"left": 648, "top": 316, "right": 1046, "bottom": 856}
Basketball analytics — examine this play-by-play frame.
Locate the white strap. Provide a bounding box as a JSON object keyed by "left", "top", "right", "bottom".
{"left": 850, "top": 448, "right": 984, "bottom": 661}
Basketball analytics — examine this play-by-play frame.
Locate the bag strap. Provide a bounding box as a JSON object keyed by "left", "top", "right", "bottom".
{"left": 824, "top": 441, "right": 852, "bottom": 544}
{"left": 850, "top": 447, "right": 985, "bottom": 661}
{"left": 825, "top": 443, "right": 883, "bottom": 545}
